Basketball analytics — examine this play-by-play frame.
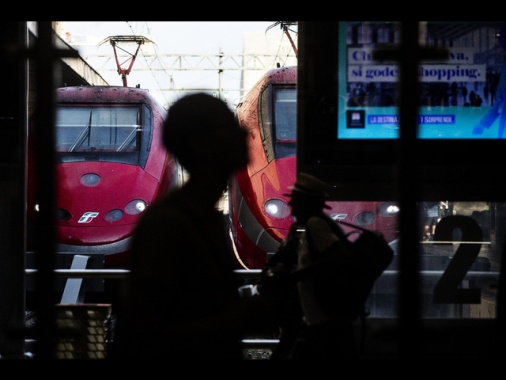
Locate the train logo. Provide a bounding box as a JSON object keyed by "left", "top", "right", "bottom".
{"left": 78, "top": 212, "right": 100, "bottom": 223}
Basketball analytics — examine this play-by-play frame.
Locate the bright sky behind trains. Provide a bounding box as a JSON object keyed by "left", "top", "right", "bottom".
{"left": 60, "top": 21, "right": 297, "bottom": 109}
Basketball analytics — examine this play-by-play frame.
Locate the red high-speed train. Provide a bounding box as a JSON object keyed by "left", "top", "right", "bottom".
{"left": 228, "top": 66, "right": 400, "bottom": 270}
{"left": 27, "top": 85, "right": 184, "bottom": 268}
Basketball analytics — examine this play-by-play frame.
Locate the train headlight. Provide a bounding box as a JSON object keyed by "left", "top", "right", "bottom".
{"left": 125, "top": 199, "right": 147, "bottom": 215}
{"left": 265, "top": 199, "right": 291, "bottom": 219}
{"left": 378, "top": 202, "right": 400, "bottom": 217}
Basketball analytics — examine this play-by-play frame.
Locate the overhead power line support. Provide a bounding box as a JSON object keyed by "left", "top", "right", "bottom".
{"left": 266, "top": 21, "right": 298, "bottom": 58}
{"left": 99, "top": 35, "right": 154, "bottom": 87}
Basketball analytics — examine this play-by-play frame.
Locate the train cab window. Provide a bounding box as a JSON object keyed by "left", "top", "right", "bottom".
{"left": 258, "top": 86, "right": 297, "bottom": 163}
{"left": 55, "top": 105, "right": 149, "bottom": 166}
{"left": 273, "top": 87, "right": 296, "bottom": 159}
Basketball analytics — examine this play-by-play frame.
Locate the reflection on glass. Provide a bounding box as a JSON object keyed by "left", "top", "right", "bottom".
{"left": 369, "top": 201, "right": 500, "bottom": 320}
{"left": 339, "top": 21, "right": 506, "bottom": 140}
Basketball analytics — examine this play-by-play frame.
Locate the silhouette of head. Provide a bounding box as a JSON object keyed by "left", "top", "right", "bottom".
{"left": 163, "top": 93, "right": 249, "bottom": 176}
{"left": 284, "top": 173, "right": 331, "bottom": 222}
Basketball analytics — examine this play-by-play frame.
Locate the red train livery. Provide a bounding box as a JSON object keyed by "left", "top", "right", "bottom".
{"left": 27, "top": 86, "right": 184, "bottom": 268}
{"left": 228, "top": 66, "right": 399, "bottom": 270}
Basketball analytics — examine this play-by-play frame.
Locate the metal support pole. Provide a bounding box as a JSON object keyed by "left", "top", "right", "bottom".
{"left": 218, "top": 48, "right": 223, "bottom": 100}
{"left": 32, "top": 21, "right": 58, "bottom": 360}
{"left": 374, "top": 22, "right": 448, "bottom": 359}
{"left": 29, "top": 21, "right": 78, "bottom": 360}
{"left": 0, "top": 22, "right": 28, "bottom": 359}
{"left": 396, "top": 21, "right": 423, "bottom": 359}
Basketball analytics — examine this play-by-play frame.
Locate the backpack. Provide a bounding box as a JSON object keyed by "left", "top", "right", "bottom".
{"left": 306, "top": 214, "right": 394, "bottom": 322}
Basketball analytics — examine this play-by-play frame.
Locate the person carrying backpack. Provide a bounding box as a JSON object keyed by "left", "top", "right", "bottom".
{"left": 258, "top": 172, "right": 360, "bottom": 360}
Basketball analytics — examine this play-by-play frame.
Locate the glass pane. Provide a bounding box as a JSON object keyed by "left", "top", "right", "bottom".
{"left": 55, "top": 106, "right": 141, "bottom": 152}
{"left": 273, "top": 87, "right": 296, "bottom": 158}
{"left": 368, "top": 201, "right": 500, "bottom": 319}
{"left": 339, "top": 21, "right": 505, "bottom": 140}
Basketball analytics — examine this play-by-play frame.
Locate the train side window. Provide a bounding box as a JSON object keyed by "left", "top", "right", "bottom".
{"left": 258, "top": 87, "right": 275, "bottom": 162}
{"left": 139, "top": 104, "right": 153, "bottom": 168}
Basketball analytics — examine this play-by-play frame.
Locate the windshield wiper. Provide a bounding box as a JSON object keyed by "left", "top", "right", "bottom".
{"left": 68, "top": 111, "right": 92, "bottom": 152}
{"left": 116, "top": 125, "right": 140, "bottom": 152}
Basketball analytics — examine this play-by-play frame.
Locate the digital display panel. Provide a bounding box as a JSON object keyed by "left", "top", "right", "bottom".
{"left": 338, "top": 21, "right": 505, "bottom": 139}
{"left": 297, "top": 21, "right": 506, "bottom": 201}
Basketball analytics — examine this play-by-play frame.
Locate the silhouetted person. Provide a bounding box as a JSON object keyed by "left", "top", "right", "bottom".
{"left": 111, "top": 93, "right": 275, "bottom": 361}
{"left": 420, "top": 201, "right": 448, "bottom": 241}
{"left": 257, "top": 222, "right": 302, "bottom": 360}
{"left": 258, "top": 172, "right": 358, "bottom": 360}
{"left": 421, "top": 201, "right": 440, "bottom": 241}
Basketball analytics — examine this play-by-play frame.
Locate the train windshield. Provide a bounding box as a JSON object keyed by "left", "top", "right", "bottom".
{"left": 273, "top": 87, "right": 296, "bottom": 158}
{"left": 55, "top": 105, "right": 151, "bottom": 166}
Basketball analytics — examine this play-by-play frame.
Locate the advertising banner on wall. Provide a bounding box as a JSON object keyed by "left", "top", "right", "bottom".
{"left": 338, "top": 22, "right": 506, "bottom": 139}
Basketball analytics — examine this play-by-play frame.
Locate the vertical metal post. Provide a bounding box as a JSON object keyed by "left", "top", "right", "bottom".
{"left": 27, "top": 21, "right": 79, "bottom": 359}
{"left": 32, "top": 21, "right": 58, "bottom": 360}
{"left": 218, "top": 48, "right": 223, "bottom": 100}
{"left": 374, "top": 22, "right": 447, "bottom": 359}
{"left": 0, "top": 21, "right": 29, "bottom": 359}
{"left": 396, "top": 21, "right": 423, "bottom": 359}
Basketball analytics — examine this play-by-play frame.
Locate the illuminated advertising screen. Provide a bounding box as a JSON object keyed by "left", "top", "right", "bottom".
{"left": 338, "top": 22, "right": 505, "bottom": 139}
